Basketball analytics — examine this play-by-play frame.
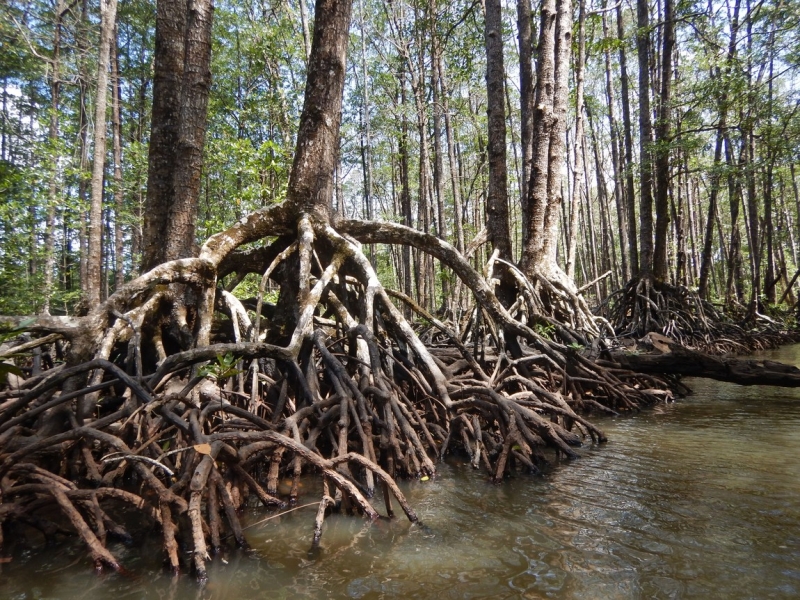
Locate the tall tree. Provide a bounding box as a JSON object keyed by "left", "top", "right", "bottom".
{"left": 86, "top": 0, "right": 119, "bottom": 306}
{"left": 42, "top": 0, "right": 68, "bottom": 315}
{"left": 617, "top": 2, "right": 639, "bottom": 277}
{"left": 635, "top": 0, "right": 654, "bottom": 276}
{"left": 517, "top": 0, "right": 534, "bottom": 244}
{"left": 652, "top": 0, "right": 675, "bottom": 282}
{"left": 520, "top": 0, "right": 572, "bottom": 278}
{"left": 141, "top": 0, "right": 214, "bottom": 272}
{"left": 565, "top": 0, "right": 586, "bottom": 279}
{"left": 698, "top": 0, "right": 740, "bottom": 298}
{"left": 484, "top": 0, "right": 512, "bottom": 260}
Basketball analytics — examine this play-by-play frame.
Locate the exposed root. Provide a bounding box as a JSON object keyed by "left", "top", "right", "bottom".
{"left": 0, "top": 208, "right": 679, "bottom": 579}
{"left": 600, "top": 275, "right": 799, "bottom": 353}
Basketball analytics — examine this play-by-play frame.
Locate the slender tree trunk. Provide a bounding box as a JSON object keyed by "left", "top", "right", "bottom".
{"left": 86, "top": 0, "right": 119, "bottom": 306}
{"left": 725, "top": 132, "right": 743, "bottom": 304}
{"left": 298, "top": 0, "right": 312, "bottom": 62}
{"left": 615, "top": 6, "right": 639, "bottom": 279}
{"left": 763, "top": 26, "right": 777, "bottom": 304}
{"left": 111, "top": 23, "right": 124, "bottom": 291}
{"left": 781, "top": 174, "right": 797, "bottom": 267}
{"left": 791, "top": 163, "right": 800, "bottom": 265}
{"left": 588, "top": 108, "right": 618, "bottom": 289}
{"left": 74, "top": 0, "right": 89, "bottom": 300}
{"left": 521, "top": 0, "right": 556, "bottom": 273}
{"left": 42, "top": 0, "right": 67, "bottom": 315}
{"left": 698, "top": 0, "right": 739, "bottom": 298}
{"left": 636, "top": 0, "right": 655, "bottom": 276}
{"left": 745, "top": 126, "right": 761, "bottom": 311}
{"left": 358, "top": 0, "right": 374, "bottom": 264}
{"left": 601, "top": 7, "right": 629, "bottom": 281}
{"left": 538, "top": 0, "right": 572, "bottom": 270}
{"left": 699, "top": 131, "right": 726, "bottom": 297}
{"left": 438, "top": 56, "right": 465, "bottom": 254}
{"left": 652, "top": 0, "right": 674, "bottom": 281}
{"left": 429, "top": 5, "right": 450, "bottom": 306}
{"left": 484, "top": 0, "right": 512, "bottom": 260}
{"left": 673, "top": 151, "right": 687, "bottom": 286}
{"left": 517, "top": 0, "right": 534, "bottom": 246}
{"left": 764, "top": 161, "right": 776, "bottom": 303}
{"left": 398, "top": 72, "right": 413, "bottom": 299}
{"left": 566, "top": 0, "right": 585, "bottom": 279}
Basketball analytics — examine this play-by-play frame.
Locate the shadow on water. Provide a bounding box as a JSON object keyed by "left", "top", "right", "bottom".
{"left": 3, "top": 345, "right": 800, "bottom": 599}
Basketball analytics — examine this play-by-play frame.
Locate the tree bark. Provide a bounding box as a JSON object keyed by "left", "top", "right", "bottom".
{"left": 698, "top": 0, "right": 739, "bottom": 298}
{"left": 636, "top": 0, "right": 654, "bottom": 276}
{"left": 538, "top": 0, "right": 572, "bottom": 271}
{"left": 601, "top": 5, "right": 629, "bottom": 281}
{"left": 42, "top": 0, "right": 67, "bottom": 315}
{"left": 652, "top": 0, "right": 674, "bottom": 282}
{"left": 521, "top": 0, "right": 556, "bottom": 273}
{"left": 607, "top": 341, "right": 800, "bottom": 388}
{"left": 617, "top": 3, "right": 639, "bottom": 277}
{"left": 142, "top": 0, "right": 214, "bottom": 272}
{"left": 86, "top": 0, "right": 119, "bottom": 306}
{"left": 111, "top": 23, "right": 124, "bottom": 291}
{"left": 565, "top": 0, "right": 585, "bottom": 279}
{"left": 517, "top": 0, "right": 534, "bottom": 246}
{"left": 484, "top": 0, "right": 512, "bottom": 260}
{"left": 438, "top": 55, "right": 465, "bottom": 254}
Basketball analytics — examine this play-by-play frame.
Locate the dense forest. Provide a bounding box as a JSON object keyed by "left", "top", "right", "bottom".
{"left": 1, "top": 0, "right": 799, "bottom": 579}
{"left": 2, "top": 0, "right": 799, "bottom": 316}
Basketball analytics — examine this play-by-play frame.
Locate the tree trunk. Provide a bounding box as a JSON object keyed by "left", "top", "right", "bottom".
{"left": 538, "top": 0, "right": 572, "bottom": 271}
{"left": 86, "top": 0, "right": 119, "bottom": 306}
{"left": 601, "top": 6, "right": 629, "bottom": 281}
{"left": 484, "top": 0, "right": 512, "bottom": 260}
{"left": 636, "top": 0, "right": 655, "bottom": 276}
{"left": 438, "top": 55, "right": 465, "bottom": 254}
{"left": 142, "top": 0, "right": 214, "bottom": 272}
{"left": 42, "top": 0, "right": 67, "bottom": 315}
{"left": 517, "top": 0, "right": 534, "bottom": 246}
{"left": 652, "top": 0, "right": 674, "bottom": 282}
{"left": 698, "top": 0, "right": 739, "bottom": 298}
{"left": 521, "top": 0, "right": 556, "bottom": 273}
{"left": 287, "top": 0, "right": 352, "bottom": 217}
{"left": 398, "top": 72, "right": 413, "bottom": 299}
{"left": 617, "top": 3, "right": 639, "bottom": 277}
{"left": 111, "top": 23, "right": 124, "bottom": 291}
{"left": 358, "top": 0, "right": 374, "bottom": 264}
{"left": 565, "top": 0, "right": 585, "bottom": 279}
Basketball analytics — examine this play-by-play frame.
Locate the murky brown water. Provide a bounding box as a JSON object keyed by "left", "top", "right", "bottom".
{"left": 3, "top": 345, "right": 800, "bottom": 599}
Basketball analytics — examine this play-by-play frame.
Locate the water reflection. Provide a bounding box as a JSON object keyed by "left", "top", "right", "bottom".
{"left": 3, "top": 346, "right": 800, "bottom": 598}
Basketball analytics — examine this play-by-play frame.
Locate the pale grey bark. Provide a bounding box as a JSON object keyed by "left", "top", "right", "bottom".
{"left": 86, "top": 0, "right": 119, "bottom": 306}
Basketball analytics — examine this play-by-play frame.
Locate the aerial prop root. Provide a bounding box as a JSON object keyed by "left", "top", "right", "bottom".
{"left": 598, "top": 274, "right": 797, "bottom": 353}
{"left": 0, "top": 208, "right": 681, "bottom": 575}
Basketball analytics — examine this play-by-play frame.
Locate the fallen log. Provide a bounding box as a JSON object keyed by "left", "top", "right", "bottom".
{"left": 602, "top": 337, "right": 800, "bottom": 387}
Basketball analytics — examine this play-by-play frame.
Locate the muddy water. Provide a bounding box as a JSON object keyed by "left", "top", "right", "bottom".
{"left": 3, "top": 346, "right": 800, "bottom": 599}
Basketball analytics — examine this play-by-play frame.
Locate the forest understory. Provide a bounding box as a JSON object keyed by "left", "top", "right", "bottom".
{"left": 1, "top": 205, "right": 799, "bottom": 580}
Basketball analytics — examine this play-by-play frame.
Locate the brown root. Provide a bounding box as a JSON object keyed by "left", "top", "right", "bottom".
{"left": 0, "top": 209, "right": 688, "bottom": 579}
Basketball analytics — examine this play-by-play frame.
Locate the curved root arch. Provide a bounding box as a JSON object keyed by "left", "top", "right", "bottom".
{"left": 0, "top": 207, "right": 672, "bottom": 577}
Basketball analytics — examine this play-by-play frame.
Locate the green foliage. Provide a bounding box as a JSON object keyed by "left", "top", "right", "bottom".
{"left": 198, "top": 352, "right": 241, "bottom": 381}
{"left": 533, "top": 322, "right": 555, "bottom": 340}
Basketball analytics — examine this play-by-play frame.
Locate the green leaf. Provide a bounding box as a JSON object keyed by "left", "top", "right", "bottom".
{"left": 0, "top": 362, "right": 24, "bottom": 383}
